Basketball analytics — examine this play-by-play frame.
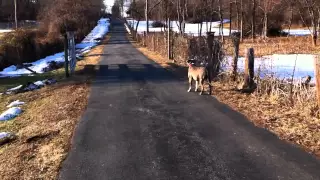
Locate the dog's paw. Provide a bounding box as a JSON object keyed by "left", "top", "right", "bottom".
{"left": 187, "top": 88, "right": 191, "bottom": 92}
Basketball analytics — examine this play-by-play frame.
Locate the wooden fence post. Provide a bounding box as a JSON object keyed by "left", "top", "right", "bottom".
{"left": 314, "top": 55, "right": 320, "bottom": 107}
{"left": 231, "top": 32, "right": 241, "bottom": 81}
{"left": 242, "top": 48, "right": 256, "bottom": 91}
{"left": 207, "top": 32, "right": 215, "bottom": 79}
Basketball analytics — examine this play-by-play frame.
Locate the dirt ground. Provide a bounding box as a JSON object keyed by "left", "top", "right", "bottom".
{"left": 0, "top": 34, "right": 110, "bottom": 180}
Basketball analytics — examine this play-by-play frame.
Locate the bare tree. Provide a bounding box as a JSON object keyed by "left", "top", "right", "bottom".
{"left": 259, "top": 0, "right": 281, "bottom": 38}
{"left": 218, "top": 0, "right": 224, "bottom": 42}
{"left": 14, "top": 0, "right": 18, "bottom": 29}
{"left": 175, "top": 0, "right": 187, "bottom": 34}
{"left": 297, "top": 0, "right": 320, "bottom": 46}
{"left": 252, "top": 0, "right": 256, "bottom": 40}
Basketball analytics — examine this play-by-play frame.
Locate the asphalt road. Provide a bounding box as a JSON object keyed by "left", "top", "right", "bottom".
{"left": 59, "top": 19, "right": 320, "bottom": 180}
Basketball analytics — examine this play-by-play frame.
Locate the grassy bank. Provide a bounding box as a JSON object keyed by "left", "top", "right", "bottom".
{"left": 0, "top": 32, "right": 111, "bottom": 180}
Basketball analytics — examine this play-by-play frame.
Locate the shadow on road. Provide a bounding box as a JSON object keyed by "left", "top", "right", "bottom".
{"left": 81, "top": 63, "right": 184, "bottom": 86}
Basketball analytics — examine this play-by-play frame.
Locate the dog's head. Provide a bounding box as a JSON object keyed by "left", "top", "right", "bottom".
{"left": 186, "top": 59, "right": 196, "bottom": 67}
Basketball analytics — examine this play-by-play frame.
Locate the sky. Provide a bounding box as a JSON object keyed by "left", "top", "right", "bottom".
{"left": 104, "top": 0, "right": 130, "bottom": 16}
{"left": 104, "top": 0, "right": 115, "bottom": 12}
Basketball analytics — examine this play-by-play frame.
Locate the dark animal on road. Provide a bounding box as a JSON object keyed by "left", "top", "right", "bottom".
{"left": 187, "top": 59, "right": 212, "bottom": 95}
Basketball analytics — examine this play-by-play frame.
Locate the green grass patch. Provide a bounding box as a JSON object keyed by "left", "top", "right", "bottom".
{"left": 0, "top": 68, "right": 66, "bottom": 93}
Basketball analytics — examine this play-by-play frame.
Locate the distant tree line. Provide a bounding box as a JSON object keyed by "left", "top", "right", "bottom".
{"left": 0, "top": 0, "right": 106, "bottom": 70}
{"left": 123, "top": 0, "right": 320, "bottom": 45}
{"left": 0, "top": 0, "right": 46, "bottom": 21}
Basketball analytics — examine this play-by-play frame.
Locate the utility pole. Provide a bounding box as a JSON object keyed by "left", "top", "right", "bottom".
{"left": 145, "top": 0, "right": 149, "bottom": 33}
{"left": 14, "top": 0, "right": 18, "bottom": 29}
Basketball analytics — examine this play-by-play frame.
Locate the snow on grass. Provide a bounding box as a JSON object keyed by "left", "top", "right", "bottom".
{"left": 224, "top": 54, "right": 315, "bottom": 83}
{"left": 0, "top": 29, "right": 13, "bottom": 33}
{"left": 0, "top": 18, "right": 110, "bottom": 77}
{"left": 126, "top": 19, "right": 316, "bottom": 82}
{"left": 0, "top": 107, "right": 22, "bottom": 121}
{"left": 6, "top": 85, "right": 23, "bottom": 92}
{"left": 126, "top": 19, "right": 237, "bottom": 36}
{"left": 7, "top": 100, "right": 25, "bottom": 108}
{"left": 0, "top": 132, "right": 11, "bottom": 139}
{"left": 283, "top": 29, "right": 311, "bottom": 36}
{"left": 34, "top": 80, "right": 45, "bottom": 87}
{"left": 0, "top": 132, "right": 16, "bottom": 145}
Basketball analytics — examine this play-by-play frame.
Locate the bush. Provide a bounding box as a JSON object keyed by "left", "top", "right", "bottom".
{"left": 151, "top": 21, "right": 166, "bottom": 28}
{"left": 267, "top": 26, "right": 288, "bottom": 37}
{"left": 0, "top": 29, "right": 63, "bottom": 71}
{"left": 186, "top": 18, "right": 203, "bottom": 24}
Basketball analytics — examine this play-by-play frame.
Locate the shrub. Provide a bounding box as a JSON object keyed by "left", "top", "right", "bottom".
{"left": 187, "top": 18, "right": 203, "bottom": 24}
{"left": 267, "top": 26, "right": 289, "bottom": 37}
{"left": 151, "top": 21, "right": 166, "bottom": 28}
{"left": 0, "top": 29, "right": 63, "bottom": 71}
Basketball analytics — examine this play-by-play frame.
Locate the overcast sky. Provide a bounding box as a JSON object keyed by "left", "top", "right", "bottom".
{"left": 105, "top": 0, "right": 115, "bottom": 12}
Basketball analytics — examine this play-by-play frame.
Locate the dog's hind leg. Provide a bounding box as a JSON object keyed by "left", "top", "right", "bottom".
{"left": 195, "top": 80, "right": 199, "bottom": 92}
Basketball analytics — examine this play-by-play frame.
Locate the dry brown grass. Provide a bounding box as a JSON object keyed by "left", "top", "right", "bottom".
{"left": 0, "top": 33, "right": 110, "bottom": 179}
{"left": 223, "top": 36, "right": 319, "bottom": 57}
{"left": 134, "top": 42, "right": 320, "bottom": 158}
{"left": 137, "top": 31, "right": 318, "bottom": 64}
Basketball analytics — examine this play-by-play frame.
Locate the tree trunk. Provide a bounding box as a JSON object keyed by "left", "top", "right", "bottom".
{"left": 236, "top": 0, "right": 240, "bottom": 30}
{"left": 287, "top": 6, "right": 293, "bottom": 37}
{"left": 145, "top": 0, "right": 149, "bottom": 33}
{"left": 231, "top": 32, "right": 241, "bottom": 81}
{"left": 167, "top": 18, "right": 172, "bottom": 59}
{"left": 177, "top": 0, "right": 181, "bottom": 33}
{"left": 218, "top": 0, "right": 224, "bottom": 42}
{"left": 313, "top": 19, "right": 317, "bottom": 46}
{"left": 240, "top": 0, "right": 244, "bottom": 42}
{"left": 252, "top": 0, "right": 256, "bottom": 40}
{"left": 207, "top": 32, "right": 215, "bottom": 79}
{"left": 14, "top": 0, "right": 18, "bottom": 29}
{"left": 229, "top": 2, "right": 232, "bottom": 36}
{"left": 135, "top": 19, "right": 140, "bottom": 40}
{"left": 263, "top": 12, "right": 268, "bottom": 38}
{"left": 64, "top": 34, "right": 69, "bottom": 78}
{"left": 200, "top": 22, "right": 203, "bottom": 37}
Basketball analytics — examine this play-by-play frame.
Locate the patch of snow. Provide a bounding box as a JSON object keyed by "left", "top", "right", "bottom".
{"left": 7, "top": 100, "right": 25, "bottom": 108}
{"left": 0, "top": 18, "right": 110, "bottom": 77}
{"left": 34, "top": 80, "right": 45, "bottom": 87}
{"left": 0, "top": 29, "right": 13, "bottom": 33}
{"left": 0, "top": 132, "right": 10, "bottom": 139}
{"left": 283, "top": 29, "right": 311, "bottom": 36}
{"left": 224, "top": 54, "right": 316, "bottom": 83}
{"left": 0, "top": 107, "right": 22, "bottom": 121}
{"left": 7, "top": 85, "right": 23, "bottom": 92}
{"left": 126, "top": 19, "right": 237, "bottom": 36}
